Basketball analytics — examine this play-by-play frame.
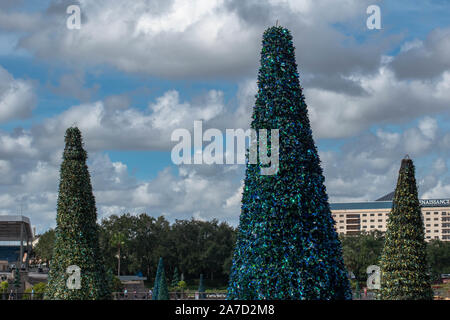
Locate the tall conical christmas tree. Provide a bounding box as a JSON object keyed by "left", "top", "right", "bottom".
{"left": 46, "top": 127, "right": 111, "bottom": 300}
{"left": 227, "top": 26, "right": 351, "bottom": 300}
{"left": 379, "top": 157, "right": 433, "bottom": 300}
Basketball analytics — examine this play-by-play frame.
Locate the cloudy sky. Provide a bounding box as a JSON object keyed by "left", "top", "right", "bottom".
{"left": 1, "top": 0, "right": 450, "bottom": 233}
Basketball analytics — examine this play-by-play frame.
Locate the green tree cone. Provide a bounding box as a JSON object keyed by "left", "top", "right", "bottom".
{"left": 46, "top": 127, "right": 111, "bottom": 300}
{"left": 380, "top": 157, "right": 433, "bottom": 300}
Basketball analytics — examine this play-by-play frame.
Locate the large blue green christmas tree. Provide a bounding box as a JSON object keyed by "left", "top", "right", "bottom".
{"left": 227, "top": 26, "right": 351, "bottom": 300}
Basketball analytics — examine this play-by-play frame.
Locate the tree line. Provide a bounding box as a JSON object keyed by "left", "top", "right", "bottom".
{"left": 34, "top": 215, "right": 449, "bottom": 287}
{"left": 34, "top": 214, "right": 236, "bottom": 285}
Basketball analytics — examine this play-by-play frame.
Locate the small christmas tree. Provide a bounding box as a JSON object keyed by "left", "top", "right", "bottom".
{"left": 198, "top": 274, "right": 205, "bottom": 299}
{"left": 171, "top": 267, "right": 180, "bottom": 288}
{"left": 153, "top": 257, "right": 169, "bottom": 300}
{"left": 157, "top": 269, "right": 169, "bottom": 300}
{"left": 46, "top": 127, "right": 111, "bottom": 300}
{"left": 379, "top": 157, "right": 433, "bottom": 300}
{"left": 13, "top": 267, "right": 21, "bottom": 291}
{"left": 227, "top": 26, "right": 351, "bottom": 300}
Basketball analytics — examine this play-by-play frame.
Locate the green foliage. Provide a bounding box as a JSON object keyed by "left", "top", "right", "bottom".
{"left": 22, "top": 287, "right": 33, "bottom": 300}
{"left": 33, "top": 282, "right": 47, "bottom": 294}
{"left": 0, "top": 281, "right": 8, "bottom": 293}
{"left": 379, "top": 158, "right": 433, "bottom": 300}
{"left": 228, "top": 26, "right": 351, "bottom": 300}
{"left": 34, "top": 214, "right": 237, "bottom": 287}
{"left": 177, "top": 280, "right": 187, "bottom": 291}
{"left": 105, "top": 268, "right": 123, "bottom": 292}
{"left": 426, "top": 240, "right": 450, "bottom": 282}
{"left": 340, "top": 230, "right": 385, "bottom": 282}
{"left": 22, "top": 282, "right": 46, "bottom": 300}
{"left": 34, "top": 229, "right": 55, "bottom": 264}
{"left": 99, "top": 215, "right": 235, "bottom": 283}
{"left": 46, "top": 127, "right": 111, "bottom": 300}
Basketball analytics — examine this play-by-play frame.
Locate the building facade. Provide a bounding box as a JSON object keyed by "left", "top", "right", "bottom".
{"left": 330, "top": 195, "right": 450, "bottom": 241}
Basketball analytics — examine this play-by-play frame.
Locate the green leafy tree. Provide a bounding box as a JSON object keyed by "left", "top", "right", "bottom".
{"left": 379, "top": 157, "right": 433, "bottom": 300}
{"left": 46, "top": 127, "right": 111, "bottom": 300}
{"left": 427, "top": 240, "right": 450, "bottom": 282}
{"left": 227, "top": 26, "right": 351, "bottom": 300}
{"left": 111, "top": 232, "right": 126, "bottom": 277}
{"left": 0, "top": 281, "right": 8, "bottom": 294}
{"left": 22, "top": 282, "right": 46, "bottom": 300}
{"left": 340, "top": 230, "right": 385, "bottom": 282}
{"left": 33, "top": 229, "right": 56, "bottom": 265}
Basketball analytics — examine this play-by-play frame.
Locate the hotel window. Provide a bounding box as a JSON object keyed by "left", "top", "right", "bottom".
{"left": 443, "top": 212, "right": 447, "bottom": 216}
{"left": 426, "top": 236, "right": 431, "bottom": 239}
{"left": 370, "top": 226, "right": 375, "bottom": 228}
{"left": 362, "top": 214, "right": 367, "bottom": 216}
{"left": 434, "top": 212, "right": 439, "bottom": 215}
{"left": 339, "top": 226, "right": 344, "bottom": 229}
{"left": 426, "top": 212, "right": 430, "bottom": 215}
{"left": 378, "top": 213, "right": 382, "bottom": 216}
{"left": 426, "top": 230, "right": 430, "bottom": 233}
{"left": 426, "top": 224, "right": 430, "bottom": 227}
{"left": 426, "top": 218, "right": 430, "bottom": 221}
{"left": 339, "top": 220, "right": 344, "bottom": 223}
{"left": 339, "top": 214, "right": 344, "bottom": 217}
{"left": 370, "top": 220, "right": 374, "bottom": 222}
{"left": 362, "top": 220, "right": 367, "bottom": 222}
{"left": 378, "top": 225, "right": 382, "bottom": 228}
{"left": 434, "top": 224, "right": 439, "bottom": 227}
{"left": 378, "top": 219, "right": 382, "bottom": 222}
{"left": 362, "top": 226, "right": 367, "bottom": 228}
{"left": 434, "top": 218, "right": 439, "bottom": 221}
{"left": 370, "top": 214, "right": 375, "bottom": 216}
{"left": 435, "top": 236, "right": 439, "bottom": 239}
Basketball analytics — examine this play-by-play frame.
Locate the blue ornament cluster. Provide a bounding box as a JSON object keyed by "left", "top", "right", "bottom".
{"left": 227, "top": 26, "right": 352, "bottom": 300}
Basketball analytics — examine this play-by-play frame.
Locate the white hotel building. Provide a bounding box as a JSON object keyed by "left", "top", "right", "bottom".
{"left": 330, "top": 192, "right": 450, "bottom": 241}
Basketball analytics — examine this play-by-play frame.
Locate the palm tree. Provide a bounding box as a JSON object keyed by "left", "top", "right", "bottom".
{"left": 111, "top": 232, "right": 126, "bottom": 277}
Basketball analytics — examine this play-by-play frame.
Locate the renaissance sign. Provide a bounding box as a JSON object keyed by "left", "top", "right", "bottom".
{"left": 419, "top": 199, "right": 450, "bottom": 207}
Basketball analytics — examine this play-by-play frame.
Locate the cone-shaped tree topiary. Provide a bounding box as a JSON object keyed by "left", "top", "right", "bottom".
{"left": 171, "top": 267, "right": 180, "bottom": 288}
{"left": 379, "top": 157, "right": 433, "bottom": 300}
{"left": 13, "top": 267, "right": 20, "bottom": 290}
{"left": 157, "top": 268, "right": 169, "bottom": 300}
{"left": 46, "top": 127, "right": 111, "bottom": 300}
{"left": 153, "top": 257, "right": 169, "bottom": 300}
{"left": 227, "top": 26, "right": 351, "bottom": 300}
{"left": 198, "top": 274, "right": 205, "bottom": 299}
